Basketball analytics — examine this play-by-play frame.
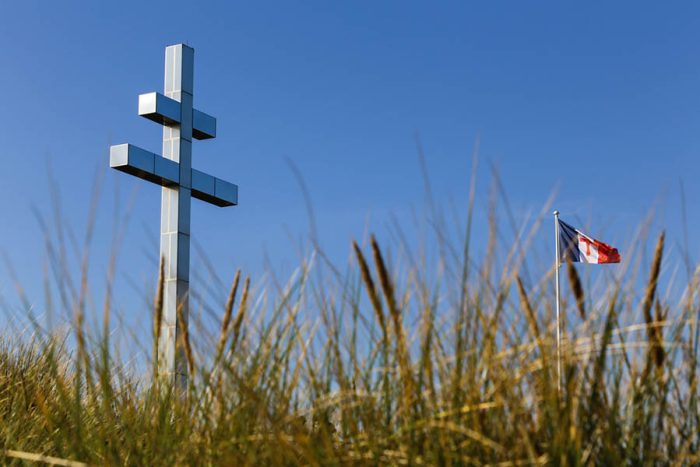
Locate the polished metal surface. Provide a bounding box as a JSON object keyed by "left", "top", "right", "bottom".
{"left": 139, "top": 92, "right": 181, "bottom": 126}
{"left": 138, "top": 92, "right": 217, "bottom": 140}
{"left": 193, "top": 109, "right": 216, "bottom": 139}
{"left": 191, "top": 169, "right": 238, "bottom": 206}
{"left": 109, "top": 44, "right": 238, "bottom": 390}
{"left": 110, "top": 143, "right": 180, "bottom": 186}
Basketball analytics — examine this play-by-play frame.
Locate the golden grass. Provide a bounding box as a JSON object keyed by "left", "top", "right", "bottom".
{"left": 1, "top": 181, "right": 698, "bottom": 465}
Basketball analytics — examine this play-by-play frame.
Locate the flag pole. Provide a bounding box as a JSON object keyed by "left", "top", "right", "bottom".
{"left": 553, "top": 210, "right": 562, "bottom": 395}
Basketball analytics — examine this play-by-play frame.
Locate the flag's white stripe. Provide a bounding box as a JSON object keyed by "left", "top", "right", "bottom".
{"left": 577, "top": 233, "right": 599, "bottom": 264}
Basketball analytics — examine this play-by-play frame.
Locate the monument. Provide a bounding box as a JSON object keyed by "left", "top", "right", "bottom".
{"left": 110, "top": 44, "right": 238, "bottom": 389}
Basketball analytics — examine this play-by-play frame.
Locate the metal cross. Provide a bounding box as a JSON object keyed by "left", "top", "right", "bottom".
{"left": 110, "top": 44, "right": 238, "bottom": 389}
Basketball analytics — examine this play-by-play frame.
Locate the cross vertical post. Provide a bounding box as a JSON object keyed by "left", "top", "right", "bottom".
{"left": 109, "top": 44, "right": 239, "bottom": 392}
{"left": 160, "top": 44, "right": 194, "bottom": 389}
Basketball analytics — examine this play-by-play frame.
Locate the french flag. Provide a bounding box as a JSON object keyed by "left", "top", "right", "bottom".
{"left": 558, "top": 219, "right": 620, "bottom": 264}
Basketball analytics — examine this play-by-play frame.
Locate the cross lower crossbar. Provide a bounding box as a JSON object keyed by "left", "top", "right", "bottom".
{"left": 110, "top": 144, "right": 238, "bottom": 207}
{"left": 138, "top": 92, "right": 217, "bottom": 140}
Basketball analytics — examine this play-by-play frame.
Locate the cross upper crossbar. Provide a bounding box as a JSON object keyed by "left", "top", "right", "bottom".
{"left": 138, "top": 92, "right": 217, "bottom": 140}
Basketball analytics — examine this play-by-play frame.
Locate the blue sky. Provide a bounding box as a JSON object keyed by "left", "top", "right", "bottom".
{"left": 1, "top": 2, "right": 699, "bottom": 335}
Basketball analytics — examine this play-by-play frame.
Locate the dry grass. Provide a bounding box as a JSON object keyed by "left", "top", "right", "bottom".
{"left": 1, "top": 177, "right": 699, "bottom": 465}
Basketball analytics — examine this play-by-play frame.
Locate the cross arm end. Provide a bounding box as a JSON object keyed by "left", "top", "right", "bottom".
{"left": 110, "top": 144, "right": 179, "bottom": 187}
{"left": 138, "top": 92, "right": 180, "bottom": 126}
{"left": 191, "top": 169, "right": 237, "bottom": 207}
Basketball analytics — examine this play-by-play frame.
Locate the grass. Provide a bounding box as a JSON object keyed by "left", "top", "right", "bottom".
{"left": 1, "top": 173, "right": 699, "bottom": 465}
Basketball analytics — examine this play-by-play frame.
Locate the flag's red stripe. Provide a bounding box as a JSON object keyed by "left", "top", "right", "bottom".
{"left": 593, "top": 239, "right": 620, "bottom": 263}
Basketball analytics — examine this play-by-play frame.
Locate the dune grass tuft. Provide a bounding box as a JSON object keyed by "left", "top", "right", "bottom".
{"left": 1, "top": 192, "right": 698, "bottom": 465}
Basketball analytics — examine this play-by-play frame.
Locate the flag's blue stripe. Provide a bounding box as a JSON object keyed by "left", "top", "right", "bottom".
{"left": 558, "top": 219, "right": 580, "bottom": 262}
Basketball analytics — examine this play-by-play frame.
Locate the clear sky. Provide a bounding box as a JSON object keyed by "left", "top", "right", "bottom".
{"left": 1, "top": 2, "right": 699, "bottom": 336}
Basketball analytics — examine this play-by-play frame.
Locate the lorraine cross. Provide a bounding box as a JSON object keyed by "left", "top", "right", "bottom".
{"left": 110, "top": 44, "right": 238, "bottom": 389}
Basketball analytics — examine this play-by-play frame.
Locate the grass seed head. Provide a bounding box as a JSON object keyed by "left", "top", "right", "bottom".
{"left": 566, "top": 258, "right": 586, "bottom": 320}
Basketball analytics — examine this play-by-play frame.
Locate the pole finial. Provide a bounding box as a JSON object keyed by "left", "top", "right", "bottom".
{"left": 553, "top": 210, "right": 559, "bottom": 216}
